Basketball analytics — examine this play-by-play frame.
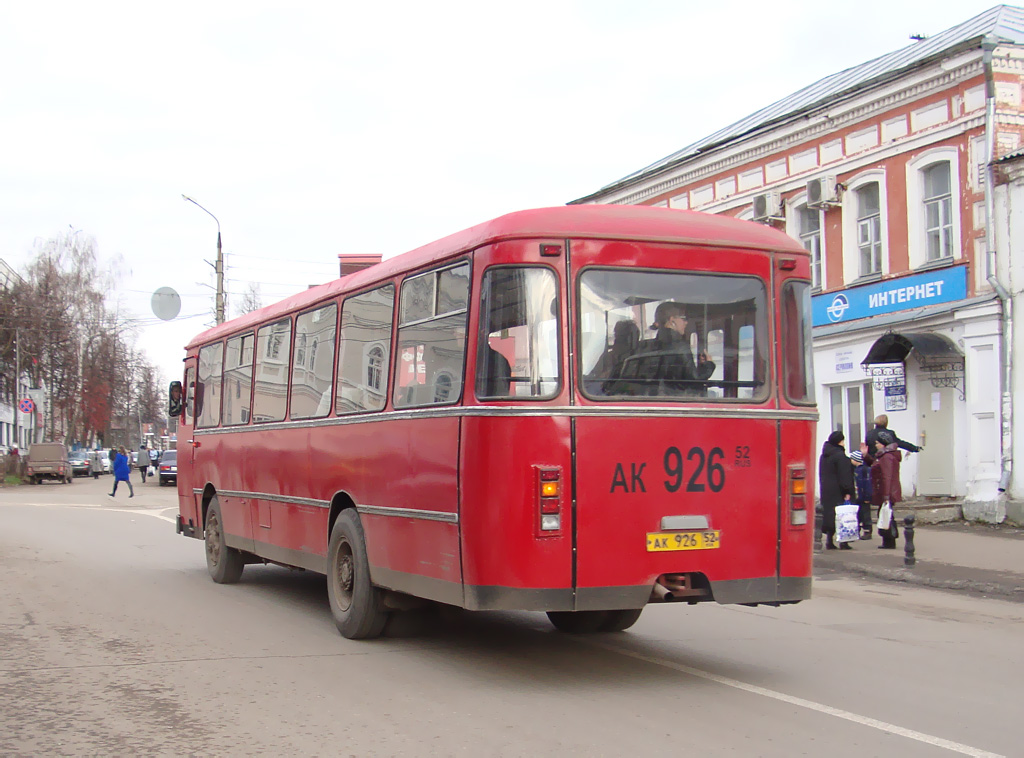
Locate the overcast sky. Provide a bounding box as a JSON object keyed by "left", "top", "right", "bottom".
{"left": 1, "top": 1, "right": 1002, "bottom": 385}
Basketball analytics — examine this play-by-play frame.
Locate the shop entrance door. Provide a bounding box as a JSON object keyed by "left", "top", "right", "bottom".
{"left": 916, "top": 380, "right": 955, "bottom": 496}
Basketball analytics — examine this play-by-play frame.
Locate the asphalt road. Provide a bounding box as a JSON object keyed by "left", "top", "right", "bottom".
{"left": 1, "top": 475, "right": 1019, "bottom": 757}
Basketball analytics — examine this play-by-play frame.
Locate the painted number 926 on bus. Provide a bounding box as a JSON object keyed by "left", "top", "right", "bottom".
{"left": 610, "top": 445, "right": 752, "bottom": 494}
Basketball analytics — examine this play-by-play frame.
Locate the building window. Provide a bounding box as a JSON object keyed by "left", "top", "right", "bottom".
{"left": 798, "top": 206, "right": 822, "bottom": 289}
{"left": 828, "top": 382, "right": 874, "bottom": 448}
{"left": 923, "top": 162, "right": 953, "bottom": 261}
{"left": 856, "top": 183, "right": 882, "bottom": 277}
{"left": 337, "top": 284, "right": 394, "bottom": 414}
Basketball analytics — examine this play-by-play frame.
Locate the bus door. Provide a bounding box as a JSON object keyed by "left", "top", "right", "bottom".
{"left": 178, "top": 362, "right": 200, "bottom": 533}
{"left": 570, "top": 240, "right": 784, "bottom": 609}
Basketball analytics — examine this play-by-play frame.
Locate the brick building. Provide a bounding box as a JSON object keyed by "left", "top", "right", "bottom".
{"left": 572, "top": 6, "right": 1024, "bottom": 521}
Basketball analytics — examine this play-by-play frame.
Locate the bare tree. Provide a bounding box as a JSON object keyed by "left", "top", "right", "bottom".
{"left": 236, "top": 282, "right": 263, "bottom": 316}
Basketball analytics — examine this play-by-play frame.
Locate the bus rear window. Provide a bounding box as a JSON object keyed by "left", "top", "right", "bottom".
{"left": 781, "top": 280, "right": 815, "bottom": 404}
{"left": 476, "top": 267, "right": 560, "bottom": 400}
{"left": 579, "top": 269, "right": 769, "bottom": 402}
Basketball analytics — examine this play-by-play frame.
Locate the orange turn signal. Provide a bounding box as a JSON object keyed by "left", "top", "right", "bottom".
{"left": 541, "top": 481, "right": 559, "bottom": 498}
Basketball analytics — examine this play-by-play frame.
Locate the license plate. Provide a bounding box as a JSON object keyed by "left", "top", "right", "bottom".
{"left": 646, "top": 530, "right": 721, "bottom": 552}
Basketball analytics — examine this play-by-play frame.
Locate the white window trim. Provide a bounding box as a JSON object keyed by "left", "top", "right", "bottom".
{"left": 906, "top": 147, "right": 961, "bottom": 269}
{"left": 785, "top": 191, "right": 825, "bottom": 290}
{"left": 841, "top": 169, "right": 889, "bottom": 284}
{"left": 363, "top": 342, "right": 386, "bottom": 395}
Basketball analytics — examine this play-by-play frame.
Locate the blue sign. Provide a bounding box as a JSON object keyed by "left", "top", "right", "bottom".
{"left": 812, "top": 266, "right": 967, "bottom": 327}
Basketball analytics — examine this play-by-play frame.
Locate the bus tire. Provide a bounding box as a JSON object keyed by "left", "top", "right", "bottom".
{"left": 546, "top": 610, "right": 610, "bottom": 634}
{"left": 327, "top": 509, "right": 387, "bottom": 640}
{"left": 598, "top": 608, "right": 643, "bottom": 632}
{"left": 205, "top": 496, "right": 244, "bottom": 584}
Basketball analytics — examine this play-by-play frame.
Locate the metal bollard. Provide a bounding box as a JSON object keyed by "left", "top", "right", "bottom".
{"left": 903, "top": 513, "right": 916, "bottom": 567}
{"left": 813, "top": 502, "right": 823, "bottom": 552}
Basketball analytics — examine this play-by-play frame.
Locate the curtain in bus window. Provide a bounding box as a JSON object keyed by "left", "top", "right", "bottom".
{"left": 578, "top": 269, "right": 769, "bottom": 401}
{"left": 291, "top": 304, "right": 337, "bottom": 419}
{"left": 394, "top": 264, "right": 469, "bottom": 408}
{"left": 223, "top": 333, "right": 254, "bottom": 426}
{"left": 781, "top": 281, "right": 815, "bottom": 403}
{"left": 476, "top": 267, "right": 560, "bottom": 399}
{"left": 253, "top": 318, "right": 291, "bottom": 422}
{"left": 196, "top": 343, "right": 224, "bottom": 428}
{"left": 337, "top": 285, "right": 395, "bottom": 414}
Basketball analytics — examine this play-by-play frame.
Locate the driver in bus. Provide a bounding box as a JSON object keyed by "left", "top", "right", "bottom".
{"left": 632, "top": 301, "right": 715, "bottom": 396}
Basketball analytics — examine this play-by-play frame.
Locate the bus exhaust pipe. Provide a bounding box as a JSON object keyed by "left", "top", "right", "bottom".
{"left": 651, "top": 573, "right": 710, "bottom": 602}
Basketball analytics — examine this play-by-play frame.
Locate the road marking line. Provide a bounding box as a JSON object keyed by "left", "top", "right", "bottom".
{"left": 580, "top": 638, "right": 1003, "bottom": 758}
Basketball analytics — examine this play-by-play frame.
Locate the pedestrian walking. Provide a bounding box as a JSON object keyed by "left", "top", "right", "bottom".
{"left": 850, "top": 450, "right": 874, "bottom": 540}
{"left": 137, "top": 444, "right": 150, "bottom": 483}
{"left": 109, "top": 446, "right": 134, "bottom": 499}
{"left": 90, "top": 449, "right": 102, "bottom": 480}
{"left": 864, "top": 440, "right": 902, "bottom": 549}
{"left": 818, "top": 430, "right": 856, "bottom": 550}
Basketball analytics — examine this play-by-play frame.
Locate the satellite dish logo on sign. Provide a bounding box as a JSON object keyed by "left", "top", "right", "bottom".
{"left": 826, "top": 294, "right": 850, "bottom": 323}
{"left": 18, "top": 398, "right": 34, "bottom": 414}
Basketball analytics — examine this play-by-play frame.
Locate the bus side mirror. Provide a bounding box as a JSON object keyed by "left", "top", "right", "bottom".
{"left": 168, "top": 381, "right": 183, "bottom": 418}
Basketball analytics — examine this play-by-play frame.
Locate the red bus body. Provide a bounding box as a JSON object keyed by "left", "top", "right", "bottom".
{"left": 175, "top": 206, "right": 816, "bottom": 631}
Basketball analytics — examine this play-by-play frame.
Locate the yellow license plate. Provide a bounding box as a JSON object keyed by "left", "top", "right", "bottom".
{"left": 646, "top": 530, "right": 721, "bottom": 552}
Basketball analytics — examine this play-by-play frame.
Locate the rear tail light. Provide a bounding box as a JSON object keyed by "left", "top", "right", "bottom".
{"left": 535, "top": 466, "right": 563, "bottom": 535}
{"left": 789, "top": 465, "right": 807, "bottom": 526}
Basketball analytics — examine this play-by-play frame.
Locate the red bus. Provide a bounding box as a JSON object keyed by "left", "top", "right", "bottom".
{"left": 171, "top": 205, "right": 817, "bottom": 639}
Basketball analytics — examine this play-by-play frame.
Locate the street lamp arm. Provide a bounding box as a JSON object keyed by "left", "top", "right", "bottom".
{"left": 181, "top": 194, "right": 221, "bottom": 235}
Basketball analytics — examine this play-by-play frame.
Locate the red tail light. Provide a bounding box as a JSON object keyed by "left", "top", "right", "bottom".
{"left": 789, "top": 465, "right": 808, "bottom": 526}
{"left": 535, "top": 466, "right": 562, "bottom": 535}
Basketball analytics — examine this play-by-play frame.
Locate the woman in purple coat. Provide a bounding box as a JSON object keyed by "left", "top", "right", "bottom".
{"left": 864, "top": 441, "right": 901, "bottom": 549}
{"left": 109, "top": 446, "right": 135, "bottom": 499}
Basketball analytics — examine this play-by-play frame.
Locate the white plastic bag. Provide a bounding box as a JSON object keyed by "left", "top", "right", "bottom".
{"left": 836, "top": 504, "right": 860, "bottom": 543}
{"left": 147, "top": 465, "right": 156, "bottom": 476}
{"left": 877, "top": 501, "right": 892, "bottom": 531}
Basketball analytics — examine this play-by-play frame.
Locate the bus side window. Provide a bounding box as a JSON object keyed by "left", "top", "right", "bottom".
{"left": 337, "top": 285, "right": 394, "bottom": 414}
{"left": 394, "top": 264, "right": 469, "bottom": 408}
{"left": 184, "top": 367, "right": 196, "bottom": 425}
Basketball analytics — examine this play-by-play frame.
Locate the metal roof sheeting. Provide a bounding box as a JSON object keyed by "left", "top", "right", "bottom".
{"left": 580, "top": 5, "right": 1024, "bottom": 202}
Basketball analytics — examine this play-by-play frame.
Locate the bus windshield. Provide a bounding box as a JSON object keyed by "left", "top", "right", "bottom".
{"left": 579, "top": 269, "right": 769, "bottom": 401}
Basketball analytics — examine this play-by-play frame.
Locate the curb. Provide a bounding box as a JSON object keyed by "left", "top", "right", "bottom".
{"left": 815, "top": 560, "right": 1024, "bottom": 602}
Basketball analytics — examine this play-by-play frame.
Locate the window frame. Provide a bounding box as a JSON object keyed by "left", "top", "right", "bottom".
{"left": 786, "top": 193, "right": 824, "bottom": 291}
{"left": 907, "top": 148, "right": 961, "bottom": 269}
{"left": 289, "top": 301, "right": 338, "bottom": 420}
{"left": 841, "top": 170, "right": 889, "bottom": 284}
{"left": 336, "top": 283, "right": 396, "bottom": 416}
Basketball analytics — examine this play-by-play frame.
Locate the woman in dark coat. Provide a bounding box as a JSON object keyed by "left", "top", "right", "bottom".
{"left": 818, "top": 430, "right": 856, "bottom": 550}
{"left": 865, "top": 441, "right": 902, "bottom": 549}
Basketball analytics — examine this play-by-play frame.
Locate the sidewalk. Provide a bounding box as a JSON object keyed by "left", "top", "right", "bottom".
{"left": 814, "top": 515, "right": 1024, "bottom": 602}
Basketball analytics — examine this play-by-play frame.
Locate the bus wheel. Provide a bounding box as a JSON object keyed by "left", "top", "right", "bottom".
{"left": 205, "top": 496, "right": 244, "bottom": 584}
{"left": 546, "top": 610, "right": 610, "bottom": 633}
{"left": 327, "top": 510, "right": 387, "bottom": 640}
{"left": 598, "top": 608, "right": 643, "bottom": 632}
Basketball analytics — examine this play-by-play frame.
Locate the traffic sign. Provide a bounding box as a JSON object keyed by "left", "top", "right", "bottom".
{"left": 18, "top": 398, "right": 34, "bottom": 413}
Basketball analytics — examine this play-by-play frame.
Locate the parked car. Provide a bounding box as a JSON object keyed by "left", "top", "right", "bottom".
{"left": 26, "top": 442, "right": 71, "bottom": 484}
{"left": 69, "top": 452, "right": 92, "bottom": 477}
{"left": 158, "top": 450, "right": 177, "bottom": 486}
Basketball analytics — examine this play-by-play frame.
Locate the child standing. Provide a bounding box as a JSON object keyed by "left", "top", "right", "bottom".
{"left": 850, "top": 449, "right": 873, "bottom": 540}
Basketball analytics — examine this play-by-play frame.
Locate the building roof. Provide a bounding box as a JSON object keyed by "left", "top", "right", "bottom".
{"left": 573, "top": 5, "right": 1024, "bottom": 204}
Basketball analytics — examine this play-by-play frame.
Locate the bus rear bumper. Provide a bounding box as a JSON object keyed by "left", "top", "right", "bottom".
{"left": 465, "top": 576, "right": 812, "bottom": 612}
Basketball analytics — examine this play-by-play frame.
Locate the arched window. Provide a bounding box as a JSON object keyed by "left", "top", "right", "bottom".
{"left": 366, "top": 345, "right": 385, "bottom": 391}
{"left": 923, "top": 162, "right": 953, "bottom": 261}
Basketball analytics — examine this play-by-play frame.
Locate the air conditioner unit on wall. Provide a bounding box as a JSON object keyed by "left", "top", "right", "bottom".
{"left": 752, "top": 191, "right": 783, "bottom": 222}
{"left": 806, "top": 175, "right": 840, "bottom": 208}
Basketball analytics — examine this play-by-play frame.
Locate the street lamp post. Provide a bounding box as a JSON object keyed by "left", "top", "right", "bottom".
{"left": 181, "top": 194, "right": 225, "bottom": 324}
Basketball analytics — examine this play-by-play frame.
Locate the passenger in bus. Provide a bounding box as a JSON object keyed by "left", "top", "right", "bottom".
{"left": 479, "top": 344, "right": 512, "bottom": 397}
{"left": 627, "top": 302, "right": 715, "bottom": 396}
{"left": 589, "top": 320, "right": 640, "bottom": 394}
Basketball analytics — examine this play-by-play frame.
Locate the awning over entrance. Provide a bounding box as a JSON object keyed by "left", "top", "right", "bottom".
{"left": 860, "top": 332, "right": 963, "bottom": 365}
{"left": 861, "top": 331, "right": 965, "bottom": 399}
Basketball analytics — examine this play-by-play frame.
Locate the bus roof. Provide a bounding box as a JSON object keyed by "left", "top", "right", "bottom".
{"left": 186, "top": 205, "right": 806, "bottom": 349}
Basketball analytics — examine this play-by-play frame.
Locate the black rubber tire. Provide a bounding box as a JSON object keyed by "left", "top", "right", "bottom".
{"left": 546, "top": 610, "right": 611, "bottom": 634}
{"left": 327, "top": 509, "right": 387, "bottom": 639}
{"left": 205, "top": 495, "right": 244, "bottom": 584}
{"left": 598, "top": 608, "right": 644, "bottom": 632}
